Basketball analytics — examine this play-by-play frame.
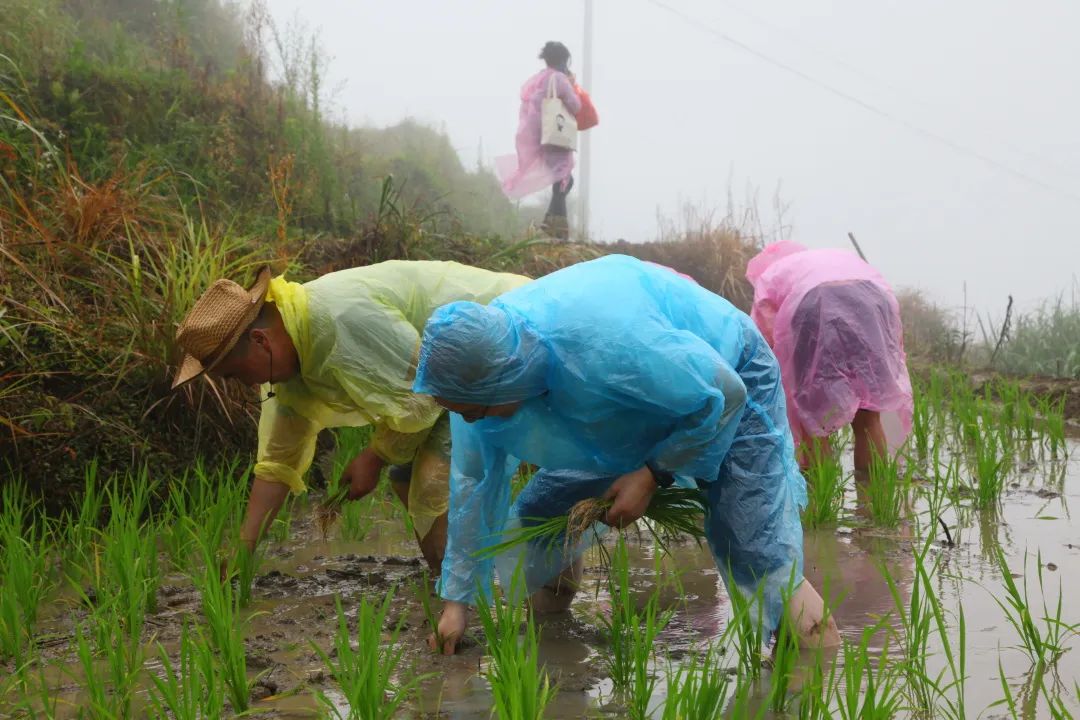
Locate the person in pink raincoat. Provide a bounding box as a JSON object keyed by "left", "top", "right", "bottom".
{"left": 495, "top": 41, "right": 582, "bottom": 240}
{"left": 746, "top": 241, "right": 913, "bottom": 480}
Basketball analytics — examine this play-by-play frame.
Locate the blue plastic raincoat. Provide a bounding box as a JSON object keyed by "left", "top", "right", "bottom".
{"left": 413, "top": 255, "right": 808, "bottom": 632}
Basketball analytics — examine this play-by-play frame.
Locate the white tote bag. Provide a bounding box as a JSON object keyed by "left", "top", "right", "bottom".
{"left": 540, "top": 74, "right": 578, "bottom": 150}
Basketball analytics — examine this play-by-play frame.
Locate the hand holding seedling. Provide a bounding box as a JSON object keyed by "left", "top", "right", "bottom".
{"left": 602, "top": 466, "right": 658, "bottom": 528}
{"left": 342, "top": 447, "right": 386, "bottom": 500}
{"left": 429, "top": 600, "right": 468, "bottom": 654}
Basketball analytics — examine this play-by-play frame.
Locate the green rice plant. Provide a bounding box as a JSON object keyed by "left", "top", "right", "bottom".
{"left": 971, "top": 428, "right": 1009, "bottom": 511}
{"left": 269, "top": 494, "right": 296, "bottom": 544}
{"left": 1039, "top": 396, "right": 1068, "bottom": 458}
{"left": 767, "top": 608, "right": 801, "bottom": 714}
{"left": 598, "top": 538, "right": 673, "bottom": 707}
{"left": 313, "top": 590, "right": 427, "bottom": 720}
{"left": 989, "top": 548, "right": 1080, "bottom": 669}
{"left": 195, "top": 535, "right": 256, "bottom": 713}
{"left": 726, "top": 574, "right": 769, "bottom": 681}
{"left": 661, "top": 642, "right": 733, "bottom": 720}
{"left": 865, "top": 451, "right": 910, "bottom": 527}
{"left": 316, "top": 426, "right": 376, "bottom": 538}
{"left": 62, "top": 460, "right": 105, "bottom": 584}
{"left": 0, "top": 483, "right": 52, "bottom": 667}
{"left": 233, "top": 543, "right": 263, "bottom": 609}
{"left": 72, "top": 604, "right": 144, "bottom": 720}
{"left": 147, "top": 621, "right": 227, "bottom": 719}
{"left": 94, "top": 473, "right": 160, "bottom": 642}
{"left": 833, "top": 622, "right": 905, "bottom": 720}
{"left": 884, "top": 538, "right": 967, "bottom": 719}
{"left": 910, "top": 383, "right": 933, "bottom": 459}
{"left": 802, "top": 440, "right": 847, "bottom": 528}
{"left": 476, "top": 587, "right": 558, "bottom": 720}
{"left": 474, "top": 487, "right": 707, "bottom": 563}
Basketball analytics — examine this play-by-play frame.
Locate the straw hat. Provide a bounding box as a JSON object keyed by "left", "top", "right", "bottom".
{"left": 171, "top": 267, "right": 273, "bottom": 389}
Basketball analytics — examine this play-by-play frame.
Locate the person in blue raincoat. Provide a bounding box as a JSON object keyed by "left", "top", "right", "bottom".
{"left": 412, "top": 254, "right": 840, "bottom": 654}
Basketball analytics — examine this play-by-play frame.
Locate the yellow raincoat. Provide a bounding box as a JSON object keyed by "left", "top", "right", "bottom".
{"left": 253, "top": 260, "right": 530, "bottom": 539}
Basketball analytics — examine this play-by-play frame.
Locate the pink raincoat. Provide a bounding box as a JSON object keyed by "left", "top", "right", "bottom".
{"left": 746, "top": 241, "right": 913, "bottom": 454}
{"left": 495, "top": 68, "right": 581, "bottom": 199}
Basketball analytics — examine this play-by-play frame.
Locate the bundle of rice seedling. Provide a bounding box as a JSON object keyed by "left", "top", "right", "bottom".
{"left": 316, "top": 484, "right": 352, "bottom": 539}
{"left": 474, "top": 486, "right": 708, "bottom": 561}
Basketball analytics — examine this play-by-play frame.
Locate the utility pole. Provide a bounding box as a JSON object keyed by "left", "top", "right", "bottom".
{"left": 578, "top": 0, "right": 594, "bottom": 242}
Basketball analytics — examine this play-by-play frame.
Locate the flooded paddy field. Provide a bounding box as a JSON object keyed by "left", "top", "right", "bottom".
{"left": 2, "top": 372, "right": 1079, "bottom": 719}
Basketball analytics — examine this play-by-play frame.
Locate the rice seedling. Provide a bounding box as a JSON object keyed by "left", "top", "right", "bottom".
{"left": 1039, "top": 396, "right": 1068, "bottom": 458}
{"left": 865, "top": 450, "right": 910, "bottom": 527}
{"left": 971, "top": 428, "right": 1009, "bottom": 511}
{"left": 660, "top": 642, "right": 732, "bottom": 720}
{"left": 598, "top": 538, "right": 672, "bottom": 708}
{"left": 72, "top": 605, "right": 144, "bottom": 720}
{"left": 989, "top": 547, "right": 1080, "bottom": 669}
{"left": 884, "top": 538, "right": 967, "bottom": 719}
{"left": 317, "top": 426, "right": 375, "bottom": 538}
{"left": 313, "top": 590, "right": 428, "bottom": 720}
{"left": 61, "top": 460, "right": 105, "bottom": 584}
{"left": 93, "top": 473, "right": 160, "bottom": 641}
{"left": 474, "top": 487, "right": 707, "bottom": 562}
{"left": 726, "top": 574, "right": 770, "bottom": 681}
{"left": 0, "top": 484, "right": 52, "bottom": 668}
{"left": 802, "top": 440, "right": 847, "bottom": 528}
{"left": 833, "top": 622, "right": 905, "bottom": 720}
{"left": 147, "top": 621, "right": 227, "bottom": 720}
{"left": 911, "top": 383, "right": 933, "bottom": 459}
{"left": 196, "top": 535, "right": 256, "bottom": 713}
{"left": 475, "top": 584, "right": 558, "bottom": 720}
{"left": 767, "top": 608, "right": 801, "bottom": 714}
{"left": 233, "top": 543, "right": 263, "bottom": 609}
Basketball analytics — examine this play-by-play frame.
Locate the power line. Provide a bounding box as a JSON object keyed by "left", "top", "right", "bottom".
{"left": 644, "top": 0, "right": 1080, "bottom": 203}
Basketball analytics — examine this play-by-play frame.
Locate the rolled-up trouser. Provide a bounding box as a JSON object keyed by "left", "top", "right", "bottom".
{"left": 499, "top": 339, "right": 807, "bottom": 634}
{"left": 388, "top": 414, "right": 452, "bottom": 541}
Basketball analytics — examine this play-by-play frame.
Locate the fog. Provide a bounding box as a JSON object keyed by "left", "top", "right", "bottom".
{"left": 263, "top": 0, "right": 1079, "bottom": 317}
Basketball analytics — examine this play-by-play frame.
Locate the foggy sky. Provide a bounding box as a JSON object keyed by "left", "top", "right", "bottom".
{"left": 262, "top": 0, "right": 1079, "bottom": 319}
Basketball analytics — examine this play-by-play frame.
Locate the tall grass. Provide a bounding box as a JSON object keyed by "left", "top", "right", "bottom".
{"left": 314, "top": 590, "right": 427, "bottom": 720}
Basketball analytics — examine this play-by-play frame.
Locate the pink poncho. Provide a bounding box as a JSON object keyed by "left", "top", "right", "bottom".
{"left": 746, "top": 241, "right": 913, "bottom": 454}
{"left": 495, "top": 68, "right": 581, "bottom": 199}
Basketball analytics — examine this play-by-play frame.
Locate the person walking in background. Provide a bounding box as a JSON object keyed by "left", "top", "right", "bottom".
{"left": 496, "top": 41, "right": 597, "bottom": 241}
{"left": 746, "top": 241, "right": 914, "bottom": 482}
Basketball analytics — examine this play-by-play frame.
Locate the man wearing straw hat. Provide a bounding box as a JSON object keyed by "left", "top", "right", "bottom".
{"left": 172, "top": 261, "right": 529, "bottom": 572}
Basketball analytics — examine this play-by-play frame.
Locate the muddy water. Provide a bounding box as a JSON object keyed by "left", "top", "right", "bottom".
{"left": 6, "top": 440, "right": 1079, "bottom": 719}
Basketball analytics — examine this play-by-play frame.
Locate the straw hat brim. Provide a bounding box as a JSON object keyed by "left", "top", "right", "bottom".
{"left": 171, "top": 267, "right": 273, "bottom": 390}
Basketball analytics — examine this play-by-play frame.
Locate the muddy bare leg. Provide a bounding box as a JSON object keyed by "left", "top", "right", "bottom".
{"left": 528, "top": 557, "right": 584, "bottom": 614}
{"left": 390, "top": 479, "right": 446, "bottom": 577}
{"left": 852, "top": 409, "right": 887, "bottom": 474}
